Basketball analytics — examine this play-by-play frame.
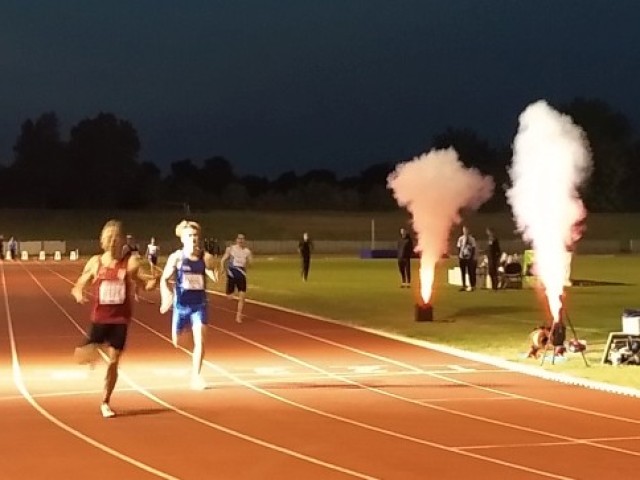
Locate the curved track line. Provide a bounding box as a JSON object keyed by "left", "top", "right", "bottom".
{"left": 35, "top": 264, "right": 377, "bottom": 480}
{"left": 256, "top": 318, "right": 640, "bottom": 426}
{"left": 236, "top": 295, "right": 640, "bottom": 398}
{"left": 47, "top": 265, "right": 630, "bottom": 475}
{"left": 41, "top": 275, "right": 569, "bottom": 479}
{"left": 211, "top": 322, "right": 640, "bottom": 458}
{"left": 2, "top": 265, "right": 180, "bottom": 480}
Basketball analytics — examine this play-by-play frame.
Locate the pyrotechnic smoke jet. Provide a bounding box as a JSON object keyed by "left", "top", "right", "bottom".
{"left": 387, "top": 148, "right": 494, "bottom": 304}
{"left": 507, "top": 100, "right": 592, "bottom": 321}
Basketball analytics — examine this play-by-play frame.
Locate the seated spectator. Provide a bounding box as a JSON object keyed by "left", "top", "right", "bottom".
{"left": 500, "top": 254, "right": 523, "bottom": 289}
{"left": 504, "top": 255, "right": 522, "bottom": 275}
{"left": 476, "top": 255, "right": 489, "bottom": 289}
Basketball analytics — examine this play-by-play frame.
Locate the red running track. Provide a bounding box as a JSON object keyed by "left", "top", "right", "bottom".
{"left": 1, "top": 261, "right": 640, "bottom": 479}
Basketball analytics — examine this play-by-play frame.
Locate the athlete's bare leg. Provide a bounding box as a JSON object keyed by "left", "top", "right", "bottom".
{"left": 190, "top": 324, "right": 207, "bottom": 390}
{"left": 235, "top": 292, "right": 245, "bottom": 323}
{"left": 100, "top": 347, "right": 121, "bottom": 417}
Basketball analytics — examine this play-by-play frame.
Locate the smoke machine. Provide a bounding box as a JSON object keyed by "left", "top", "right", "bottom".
{"left": 415, "top": 303, "right": 434, "bottom": 322}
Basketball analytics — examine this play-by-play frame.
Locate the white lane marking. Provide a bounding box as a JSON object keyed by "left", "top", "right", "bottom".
{"left": 204, "top": 325, "right": 571, "bottom": 479}
{"left": 448, "top": 364, "right": 476, "bottom": 373}
{"left": 237, "top": 319, "right": 640, "bottom": 459}
{"left": 151, "top": 368, "right": 190, "bottom": 377}
{"left": 39, "top": 264, "right": 378, "bottom": 480}
{"left": 3, "top": 265, "right": 180, "bottom": 480}
{"left": 254, "top": 367, "right": 289, "bottom": 376}
{"left": 258, "top": 317, "right": 640, "bottom": 426}
{"left": 346, "top": 365, "right": 386, "bottom": 374}
{"left": 241, "top": 294, "right": 640, "bottom": 399}
{"left": 50, "top": 370, "right": 90, "bottom": 380}
{"left": 458, "top": 435, "right": 640, "bottom": 451}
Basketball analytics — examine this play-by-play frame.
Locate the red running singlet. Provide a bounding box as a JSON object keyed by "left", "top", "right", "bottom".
{"left": 91, "top": 255, "right": 132, "bottom": 324}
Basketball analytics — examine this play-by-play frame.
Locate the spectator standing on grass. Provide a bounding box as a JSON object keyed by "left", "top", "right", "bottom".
{"left": 486, "top": 227, "right": 501, "bottom": 290}
{"left": 220, "top": 233, "right": 253, "bottom": 323}
{"left": 298, "top": 232, "right": 313, "bottom": 281}
{"left": 71, "top": 219, "right": 156, "bottom": 418}
{"left": 8, "top": 236, "right": 17, "bottom": 260}
{"left": 456, "top": 226, "right": 477, "bottom": 291}
{"left": 397, "top": 227, "right": 414, "bottom": 288}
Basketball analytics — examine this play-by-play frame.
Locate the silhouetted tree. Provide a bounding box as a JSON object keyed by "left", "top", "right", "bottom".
{"left": 68, "top": 112, "right": 141, "bottom": 208}
{"left": 272, "top": 171, "right": 298, "bottom": 193}
{"left": 12, "top": 112, "right": 68, "bottom": 207}
{"left": 241, "top": 174, "right": 270, "bottom": 198}
{"left": 164, "top": 158, "right": 205, "bottom": 208}
{"left": 199, "top": 156, "right": 236, "bottom": 193}
{"left": 300, "top": 169, "right": 337, "bottom": 185}
{"left": 431, "top": 127, "right": 505, "bottom": 211}
{"left": 561, "top": 98, "right": 634, "bottom": 211}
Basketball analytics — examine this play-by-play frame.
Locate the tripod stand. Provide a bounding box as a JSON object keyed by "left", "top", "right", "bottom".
{"left": 540, "top": 298, "right": 589, "bottom": 367}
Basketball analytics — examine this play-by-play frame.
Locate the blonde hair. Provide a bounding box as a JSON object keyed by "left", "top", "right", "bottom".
{"left": 100, "top": 219, "right": 123, "bottom": 254}
{"left": 175, "top": 220, "right": 201, "bottom": 238}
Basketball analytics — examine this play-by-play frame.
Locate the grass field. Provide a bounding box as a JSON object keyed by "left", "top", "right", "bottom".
{"left": 5, "top": 208, "right": 640, "bottom": 390}
{"left": 197, "top": 253, "right": 640, "bottom": 390}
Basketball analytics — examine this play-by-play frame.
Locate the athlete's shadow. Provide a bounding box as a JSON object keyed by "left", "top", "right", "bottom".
{"left": 570, "top": 278, "right": 633, "bottom": 287}
{"left": 116, "top": 408, "right": 172, "bottom": 418}
{"left": 439, "top": 305, "right": 533, "bottom": 321}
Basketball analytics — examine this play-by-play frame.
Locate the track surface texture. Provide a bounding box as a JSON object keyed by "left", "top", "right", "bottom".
{"left": 2, "top": 262, "right": 639, "bottom": 479}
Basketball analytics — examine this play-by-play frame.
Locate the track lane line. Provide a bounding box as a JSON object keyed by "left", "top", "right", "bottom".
{"left": 32, "top": 263, "right": 378, "bottom": 480}
{"left": 2, "top": 264, "right": 180, "bottom": 480}
{"left": 46, "top": 263, "right": 571, "bottom": 479}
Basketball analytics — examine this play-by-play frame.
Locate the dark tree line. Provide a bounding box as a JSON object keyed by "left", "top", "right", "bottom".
{"left": 1, "top": 98, "right": 639, "bottom": 211}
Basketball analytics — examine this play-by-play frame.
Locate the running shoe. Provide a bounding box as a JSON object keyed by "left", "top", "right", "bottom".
{"left": 100, "top": 403, "right": 116, "bottom": 418}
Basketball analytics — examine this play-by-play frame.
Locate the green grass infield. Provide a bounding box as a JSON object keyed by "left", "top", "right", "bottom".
{"left": 195, "top": 253, "right": 640, "bottom": 391}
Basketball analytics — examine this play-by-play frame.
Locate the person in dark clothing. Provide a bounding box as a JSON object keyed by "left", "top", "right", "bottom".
{"left": 397, "top": 227, "right": 414, "bottom": 288}
{"left": 211, "top": 238, "right": 222, "bottom": 257}
{"left": 122, "top": 235, "right": 140, "bottom": 257}
{"left": 298, "top": 232, "right": 313, "bottom": 281}
{"left": 205, "top": 238, "right": 222, "bottom": 257}
{"left": 486, "top": 227, "right": 501, "bottom": 290}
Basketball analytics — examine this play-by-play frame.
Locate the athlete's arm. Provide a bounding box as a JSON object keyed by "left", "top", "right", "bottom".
{"left": 203, "top": 252, "right": 219, "bottom": 283}
{"left": 71, "top": 255, "right": 99, "bottom": 303}
{"left": 159, "top": 251, "right": 178, "bottom": 313}
{"left": 127, "top": 254, "right": 156, "bottom": 292}
{"left": 219, "top": 246, "right": 231, "bottom": 272}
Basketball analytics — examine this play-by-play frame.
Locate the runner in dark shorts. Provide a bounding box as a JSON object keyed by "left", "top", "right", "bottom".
{"left": 72, "top": 219, "right": 156, "bottom": 418}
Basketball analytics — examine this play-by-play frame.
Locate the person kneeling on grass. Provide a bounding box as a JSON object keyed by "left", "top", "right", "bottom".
{"left": 159, "top": 220, "right": 218, "bottom": 391}
{"left": 71, "top": 219, "right": 157, "bottom": 418}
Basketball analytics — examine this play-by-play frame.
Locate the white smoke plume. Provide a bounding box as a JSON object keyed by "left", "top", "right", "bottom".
{"left": 387, "top": 148, "right": 494, "bottom": 302}
{"left": 507, "top": 100, "right": 592, "bottom": 320}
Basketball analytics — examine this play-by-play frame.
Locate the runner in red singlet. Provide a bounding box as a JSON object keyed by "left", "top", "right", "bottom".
{"left": 72, "top": 219, "right": 156, "bottom": 418}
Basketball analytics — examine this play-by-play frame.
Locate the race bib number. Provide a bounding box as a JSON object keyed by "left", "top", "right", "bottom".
{"left": 99, "top": 279, "right": 126, "bottom": 305}
{"left": 182, "top": 272, "right": 204, "bottom": 290}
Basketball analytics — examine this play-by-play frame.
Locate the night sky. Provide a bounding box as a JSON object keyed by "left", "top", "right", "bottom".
{"left": 1, "top": 1, "right": 639, "bottom": 178}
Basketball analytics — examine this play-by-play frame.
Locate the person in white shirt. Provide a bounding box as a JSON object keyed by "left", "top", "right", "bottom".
{"left": 145, "top": 237, "right": 160, "bottom": 275}
{"left": 456, "top": 226, "right": 477, "bottom": 291}
{"left": 220, "top": 233, "right": 253, "bottom": 323}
